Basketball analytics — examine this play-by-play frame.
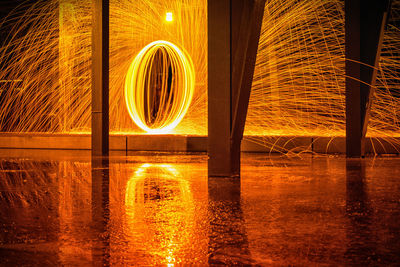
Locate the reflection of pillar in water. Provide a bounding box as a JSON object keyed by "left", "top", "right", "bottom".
{"left": 125, "top": 164, "right": 194, "bottom": 265}
{"left": 208, "top": 177, "right": 252, "bottom": 265}
{"left": 345, "top": 159, "right": 376, "bottom": 265}
{"left": 91, "top": 158, "right": 110, "bottom": 266}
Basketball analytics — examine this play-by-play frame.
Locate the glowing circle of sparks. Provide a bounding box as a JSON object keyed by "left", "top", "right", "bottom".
{"left": 125, "top": 40, "right": 195, "bottom": 134}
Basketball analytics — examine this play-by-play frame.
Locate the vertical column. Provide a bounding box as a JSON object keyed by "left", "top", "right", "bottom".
{"left": 208, "top": 0, "right": 265, "bottom": 177}
{"left": 345, "top": 0, "right": 391, "bottom": 157}
{"left": 345, "top": 0, "right": 362, "bottom": 157}
{"left": 208, "top": 0, "right": 232, "bottom": 177}
{"left": 92, "top": 0, "right": 109, "bottom": 156}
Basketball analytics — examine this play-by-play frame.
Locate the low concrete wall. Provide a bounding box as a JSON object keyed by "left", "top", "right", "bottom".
{"left": 0, "top": 133, "right": 399, "bottom": 154}
{"left": 0, "top": 133, "right": 204, "bottom": 152}
{"left": 0, "top": 133, "right": 92, "bottom": 150}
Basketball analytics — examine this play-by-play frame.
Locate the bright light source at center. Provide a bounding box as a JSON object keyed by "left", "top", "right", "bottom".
{"left": 166, "top": 12, "right": 173, "bottom": 22}
{"left": 124, "top": 40, "right": 195, "bottom": 134}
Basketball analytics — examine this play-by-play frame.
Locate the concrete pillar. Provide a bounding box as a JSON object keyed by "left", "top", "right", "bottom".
{"left": 345, "top": 0, "right": 391, "bottom": 157}
{"left": 208, "top": 0, "right": 265, "bottom": 177}
{"left": 91, "top": 0, "right": 109, "bottom": 156}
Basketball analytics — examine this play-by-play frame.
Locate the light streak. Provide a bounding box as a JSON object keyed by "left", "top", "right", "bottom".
{"left": 124, "top": 40, "right": 195, "bottom": 134}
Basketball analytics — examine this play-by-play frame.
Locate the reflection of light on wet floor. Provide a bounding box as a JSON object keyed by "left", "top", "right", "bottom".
{"left": 125, "top": 163, "right": 194, "bottom": 265}
{"left": 1, "top": 154, "right": 400, "bottom": 265}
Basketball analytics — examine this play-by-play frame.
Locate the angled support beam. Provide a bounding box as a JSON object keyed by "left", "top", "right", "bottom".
{"left": 208, "top": 0, "right": 265, "bottom": 177}
{"left": 92, "top": 0, "right": 109, "bottom": 156}
{"left": 345, "top": 0, "right": 391, "bottom": 157}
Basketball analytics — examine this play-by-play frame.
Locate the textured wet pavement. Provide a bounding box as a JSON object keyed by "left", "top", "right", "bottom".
{"left": 0, "top": 150, "right": 399, "bottom": 266}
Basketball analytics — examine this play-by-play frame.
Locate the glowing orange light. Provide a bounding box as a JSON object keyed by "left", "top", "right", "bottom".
{"left": 124, "top": 163, "right": 195, "bottom": 262}
{"left": 125, "top": 40, "right": 195, "bottom": 134}
{"left": 165, "top": 12, "right": 173, "bottom": 22}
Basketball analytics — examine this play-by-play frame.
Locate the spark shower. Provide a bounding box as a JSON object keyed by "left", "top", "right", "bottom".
{"left": 0, "top": 0, "right": 399, "bottom": 147}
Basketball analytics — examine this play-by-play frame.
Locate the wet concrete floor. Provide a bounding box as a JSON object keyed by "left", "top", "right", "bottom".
{"left": 0, "top": 149, "right": 399, "bottom": 266}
